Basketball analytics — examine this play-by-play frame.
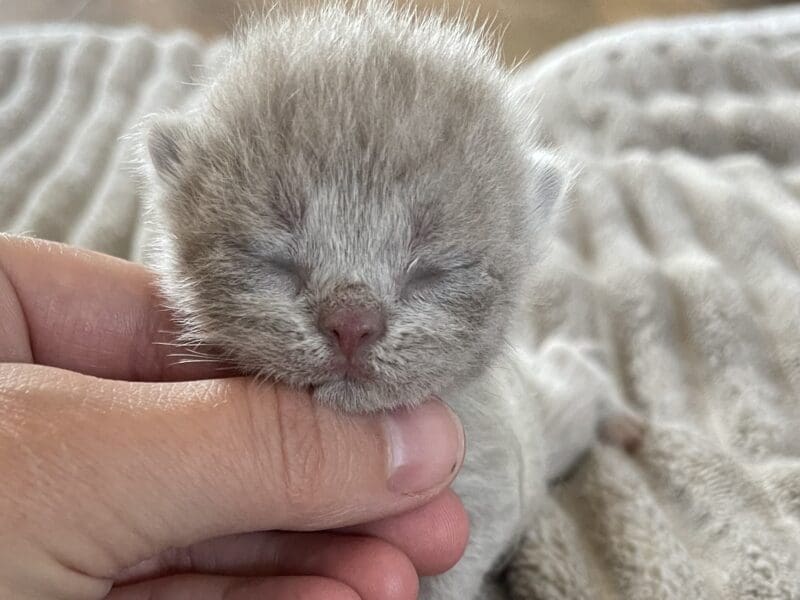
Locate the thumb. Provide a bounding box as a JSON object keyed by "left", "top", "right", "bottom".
{"left": 0, "top": 363, "right": 464, "bottom": 584}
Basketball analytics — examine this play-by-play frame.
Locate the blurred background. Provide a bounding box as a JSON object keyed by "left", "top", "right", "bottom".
{"left": 0, "top": 0, "right": 791, "bottom": 64}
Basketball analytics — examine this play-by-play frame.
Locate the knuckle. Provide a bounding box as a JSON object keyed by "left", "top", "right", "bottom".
{"left": 236, "top": 382, "right": 328, "bottom": 515}
{"left": 273, "top": 390, "right": 327, "bottom": 509}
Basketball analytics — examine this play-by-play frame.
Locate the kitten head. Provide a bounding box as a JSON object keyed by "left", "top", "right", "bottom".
{"left": 144, "top": 1, "right": 563, "bottom": 413}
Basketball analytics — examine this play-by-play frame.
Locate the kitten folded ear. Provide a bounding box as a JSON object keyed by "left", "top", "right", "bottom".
{"left": 528, "top": 149, "right": 568, "bottom": 223}
{"left": 145, "top": 115, "right": 190, "bottom": 187}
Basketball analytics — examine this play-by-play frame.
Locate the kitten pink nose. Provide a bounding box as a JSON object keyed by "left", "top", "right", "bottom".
{"left": 321, "top": 306, "right": 386, "bottom": 360}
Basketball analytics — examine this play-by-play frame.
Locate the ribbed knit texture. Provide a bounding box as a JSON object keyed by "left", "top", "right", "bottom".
{"left": 2, "top": 7, "right": 800, "bottom": 598}
{"left": 508, "top": 6, "right": 800, "bottom": 599}
{"left": 0, "top": 25, "right": 227, "bottom": 261}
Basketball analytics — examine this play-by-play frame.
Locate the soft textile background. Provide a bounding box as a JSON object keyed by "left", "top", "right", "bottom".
{"left": 509, "top": 7, "right": 800, "bottom": 598}
{"left": 1, "top": 5, "right": 799, "bottom": 597}
{"left": 0, "top": 0, "right": 783, "bottom": 68}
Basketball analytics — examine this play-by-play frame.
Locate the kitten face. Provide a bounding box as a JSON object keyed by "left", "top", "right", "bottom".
{"left": 144, "top": 1, "right": 561, "bottom": 413}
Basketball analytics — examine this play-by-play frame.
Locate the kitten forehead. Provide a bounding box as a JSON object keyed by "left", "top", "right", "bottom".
{"left": 302, "top": 182, "right": 412, "bottom": 270}
{"left": 196, "top": 0, "right": 519, "bottom": 178}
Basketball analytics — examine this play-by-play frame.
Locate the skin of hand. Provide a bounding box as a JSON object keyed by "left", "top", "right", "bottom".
{"left": 0, "top": 234, "right": 469, "bottom": 600}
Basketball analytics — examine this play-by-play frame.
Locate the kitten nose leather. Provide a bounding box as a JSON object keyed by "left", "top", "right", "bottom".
{"left": 321, "top": 307, "right": 385, "bottom": 360}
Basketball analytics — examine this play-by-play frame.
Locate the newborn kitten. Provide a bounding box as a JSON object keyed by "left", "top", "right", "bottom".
{"left": 142, "top": 2, "right": 642, "bottom": 597}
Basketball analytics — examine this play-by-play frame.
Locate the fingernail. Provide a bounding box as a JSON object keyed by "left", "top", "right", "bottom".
{"left": 385, "top": 398, "right": 465, "bottom": 495}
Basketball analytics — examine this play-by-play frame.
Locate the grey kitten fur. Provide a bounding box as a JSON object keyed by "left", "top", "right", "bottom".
{"left": 143, "top": 1, "right": 641, "bottom": 597}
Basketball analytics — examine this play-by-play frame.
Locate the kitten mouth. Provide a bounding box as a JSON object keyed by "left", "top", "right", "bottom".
{"left": 327, "top": 357, "right": 374, "bottom": 382}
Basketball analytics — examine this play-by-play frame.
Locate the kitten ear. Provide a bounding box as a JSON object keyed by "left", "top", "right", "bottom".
{"left": 528, "top": 150, "right": 567, "bottom": 222}
{"left": 145, "top": 115, "right": 190, "bottom": 187}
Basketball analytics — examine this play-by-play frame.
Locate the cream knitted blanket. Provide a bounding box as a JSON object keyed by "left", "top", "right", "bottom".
{"left": 0, "top": 25, "right": 225, "bottom": 260}
{"left": 508, "top": 7, "right": 800, "bottom": 599}
{"left": 2, "top": 6, "right": 800, "bottom": 598}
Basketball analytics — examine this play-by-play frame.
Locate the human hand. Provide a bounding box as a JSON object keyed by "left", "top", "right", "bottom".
{"left": 0, "top": 235, "right": 468, "bottom": 600}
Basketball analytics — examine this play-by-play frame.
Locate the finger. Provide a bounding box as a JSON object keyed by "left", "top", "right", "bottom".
{"left": 2, "top": 364, "right": 464, "bottom": 583}
{"left": 117, "top": 532, "right": 418, "bottom": 600}
{"left": 106, "top": 575, "right": 359, "bottom": 600}
{"left": 117, "top": 490, "right": 468, "bottom": 584}
{"left": 0, "top": 234, "right": 223, "bottom": 381}
{"left": 345, "top": 489, "right": 469, "bottom": 576}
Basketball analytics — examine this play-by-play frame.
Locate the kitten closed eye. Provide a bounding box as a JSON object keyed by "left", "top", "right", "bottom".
{"left": 405, "top": 262, "right": 448, "bottom": 287}
{"left": 403, "top": 259, "right": 479, "bottom": 294}
{"left": 265, "top": 255, "right": 306, "bottom": 289}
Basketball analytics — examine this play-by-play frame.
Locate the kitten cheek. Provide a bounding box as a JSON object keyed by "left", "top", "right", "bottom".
{"left": 268, "top": 265, "right": 309, "bottom": 295}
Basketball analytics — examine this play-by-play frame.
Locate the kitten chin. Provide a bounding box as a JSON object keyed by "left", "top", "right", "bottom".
{"left": 311, "top": 378, "right": 425, "bottom": 414}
